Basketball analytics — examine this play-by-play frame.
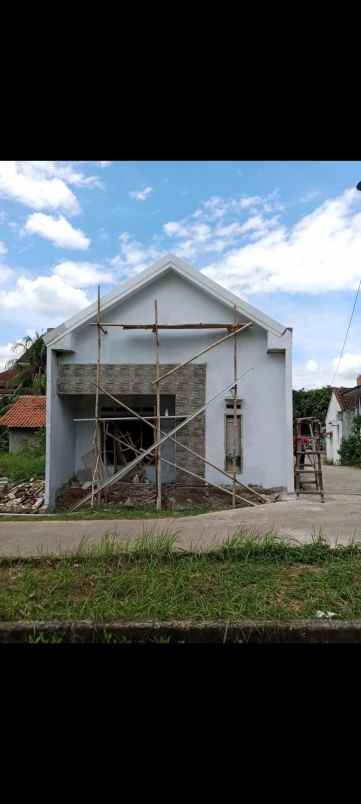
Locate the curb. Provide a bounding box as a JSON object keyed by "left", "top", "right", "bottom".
{"left": 1, "top": 619, "right": 361, "bottom": 643}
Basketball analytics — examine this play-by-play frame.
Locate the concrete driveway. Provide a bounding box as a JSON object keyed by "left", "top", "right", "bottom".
{"left": 0, "top": 464, "right": 360, "bottom": 557}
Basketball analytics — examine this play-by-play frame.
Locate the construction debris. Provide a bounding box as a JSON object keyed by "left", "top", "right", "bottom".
{"left": 0, "top": 478, "right": 45, "bottom": 513}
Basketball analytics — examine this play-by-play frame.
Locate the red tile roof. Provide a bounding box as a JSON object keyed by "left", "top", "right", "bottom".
{"left": 0, "top": 396, "right": 46, "bottom": 428}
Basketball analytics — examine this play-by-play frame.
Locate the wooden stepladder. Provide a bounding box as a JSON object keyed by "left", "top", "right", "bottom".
{"left": 294, "top": 417, "right": 325, "bottom": 502}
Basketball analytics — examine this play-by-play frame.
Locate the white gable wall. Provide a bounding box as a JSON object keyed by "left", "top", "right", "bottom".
{"left": 46, "top": 270, "right": 293, "bottom": 507}
{"left": 325, "top": 392, "right": 342, "bottom": 464}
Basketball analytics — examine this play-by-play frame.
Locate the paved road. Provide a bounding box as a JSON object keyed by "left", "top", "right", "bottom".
{"left": 321, "top": 463, "right": 361, "bottom": 495}
{"left": 0, "top": 464, "right": 360, "bottom": 557}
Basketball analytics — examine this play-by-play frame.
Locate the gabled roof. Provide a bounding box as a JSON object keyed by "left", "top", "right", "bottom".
{"left": 44, "top": 254, "right": 288, "bottom": 347}
{"left": 0, "top": 396, "right": 46, "bottom": 429}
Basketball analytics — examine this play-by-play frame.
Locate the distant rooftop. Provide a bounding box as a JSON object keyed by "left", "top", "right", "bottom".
{"left": 0, "top": 396, "right": 46, "bottom": 429}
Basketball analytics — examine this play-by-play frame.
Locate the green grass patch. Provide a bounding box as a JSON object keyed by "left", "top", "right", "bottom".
{"left": 0, "top": 504, "right": 218, "bottom": 521}
{"left": 0, "top": 446, "right": 45, "bottom": 482}
{"left": 2, "top": 531, "right": 361, "bottom": 623}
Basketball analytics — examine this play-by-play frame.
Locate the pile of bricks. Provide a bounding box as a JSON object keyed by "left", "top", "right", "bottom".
{"left": 0, "top": 478, "right": 45, "bottom": 513}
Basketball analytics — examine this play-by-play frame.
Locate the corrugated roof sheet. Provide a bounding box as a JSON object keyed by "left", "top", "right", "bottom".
{"left": 0, "top": 396, "right": 46, "bottom": 428}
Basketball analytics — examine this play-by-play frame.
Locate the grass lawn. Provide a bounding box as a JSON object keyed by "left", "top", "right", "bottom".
{"left": 2, "top": 533, "right": 361, "bottom": 626}
{"left": 0, "top": 504, "right": 222, "bottom": 521}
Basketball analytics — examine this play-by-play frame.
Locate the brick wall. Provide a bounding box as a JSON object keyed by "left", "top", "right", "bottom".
{"left": 57, "top": 363, "right": 206, "bottom": 481}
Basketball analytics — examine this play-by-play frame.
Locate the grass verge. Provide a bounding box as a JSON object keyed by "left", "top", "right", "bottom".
{"left": 0, "top": 504, "right": 217, "bottom": 521}
{"left": 2, "top": 530, "right": 361, "bottom": 625}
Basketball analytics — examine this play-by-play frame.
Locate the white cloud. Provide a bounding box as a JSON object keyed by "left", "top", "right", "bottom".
{"left": 129, "top": 186, "right": 153, "bottom": 202}
{"left": 332, "top": 353, "right": 361, "bottom": 383}
{"left": 202, "top": 188, "right": 361, "bottom": 295}
{"left": 164, "top": 212, "right": 280, "bottom": 262}
{"left": 24, "top": 213, "right": 90, "bottom": 250}
{"left": 0, "top": 265, "right": 13, "bottom": 284}
{"left": 0, "top": 243, "right": 12, "bottom": 283}
{"left": 0, "top": 161, "right": 80, "bottom": 214}
{"left": 0, "top": 341, "right": 16, "bottom": 370}
{"left": 98, "top": 161, "right": 112, "bottom": 167}
{"left": 293, "top": 351, "right": 361, "bottom": 390}
{"left": 193, "top": 192, "right": 283, "bottom": 222}
{"left": 0, "top": 274, "right": 90, "bottom": 322}
{"left": 20, "top": 161, "right": 105, "bottom": 191}
{"left": 300, "top": 190, "right": 322, "bottom": 204}
{"left": 54, "top": 261, "right": 114, "bottom": 287}
{"left": 111, "top": 232, "right": 162, "bottom": 277}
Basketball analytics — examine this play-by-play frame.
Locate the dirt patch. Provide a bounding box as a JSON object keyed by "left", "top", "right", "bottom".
{"left": 56, "top": 480, "right": 271, "bottom": 513}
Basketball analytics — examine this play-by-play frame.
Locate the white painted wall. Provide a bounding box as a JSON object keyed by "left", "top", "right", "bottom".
{"left": 46, "top": 270, "right": 293, "bottom": 508}
{"left": 325, "top": 392, "right": 342, "bottom": 464}
{"left": 45, "top": 350, "right": 75, "bottom": 506}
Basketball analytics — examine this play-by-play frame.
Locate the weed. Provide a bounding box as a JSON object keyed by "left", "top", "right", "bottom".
{"left": 0, "top": 445, "right": 45, "bottom": 482}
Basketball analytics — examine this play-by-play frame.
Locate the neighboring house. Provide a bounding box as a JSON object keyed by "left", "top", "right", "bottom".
{"left": 43, "top": 254, "right": 294, "bottom": 510}
{"left": 325, "top": 378, "right": 361, "bottom": 463}
{"left": 0, "top": 395, "right": 46, "bottom": 452}
{"left": 0, "top": 367, "right": 17, "bottom": 399}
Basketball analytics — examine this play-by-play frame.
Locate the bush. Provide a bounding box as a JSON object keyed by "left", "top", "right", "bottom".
{"left": 0, "top": 431, "right": 45, "bottom": 481}
{"left": 339, "top": 416, "right": 361, "bottom": 466}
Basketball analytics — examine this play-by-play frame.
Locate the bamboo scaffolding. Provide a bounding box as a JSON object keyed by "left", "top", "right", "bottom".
{"left": 92, "top": 386, "right": 260, "bottom": 506}
{"left": 105, "top": 428, "right": 257, "bottom": 508}
{"left": 154, "top": 299, "right": 161, "bottom": 511}
{"left": 232, "top": 306, "right": 239, "bottom": 508}
{"left": 91, "top": 286, "right": 102, "bottom": 507}
{"left": 151, "top": 323, "right": 252, "bottom": 386}
{"left": 73, "top": 416, "right": 187, "bottom": 422}
{"left": 71, "top": 372, "right": 253, "bottom": 510}
{"left": 89, "top": 323, "right": 245, "bottom": 330}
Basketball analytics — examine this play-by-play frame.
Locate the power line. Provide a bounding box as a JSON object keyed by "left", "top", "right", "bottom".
{"left": 331, "top": 278, "right": 361, "bottom": 386}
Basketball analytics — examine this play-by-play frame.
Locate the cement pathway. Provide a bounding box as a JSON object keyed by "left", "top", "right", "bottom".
{"left": 0, "top": 465, "right": 360, "bottom": 557}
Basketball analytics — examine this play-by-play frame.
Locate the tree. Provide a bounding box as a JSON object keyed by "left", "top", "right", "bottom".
{"left": 293, "top": 387, "right": 332, "bottom": 423}
{"left": 339, "top": 416, "right": 361, "bottom": 466}
{"left": 7, "top": 332, "right": 46, "bottom": 395}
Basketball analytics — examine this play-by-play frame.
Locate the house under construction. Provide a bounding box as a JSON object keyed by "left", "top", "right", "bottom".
{"left": 43, "top": 255, "right": 294, "bottom": 511}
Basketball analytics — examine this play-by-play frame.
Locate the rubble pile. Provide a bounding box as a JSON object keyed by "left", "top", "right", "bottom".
{"left": 0, "top": 477, "right": 46, "bottom": 513}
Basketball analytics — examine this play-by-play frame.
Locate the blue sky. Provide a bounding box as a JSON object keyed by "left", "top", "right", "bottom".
{"left": 1, "top": 160, "right": 361, "bottom": 388}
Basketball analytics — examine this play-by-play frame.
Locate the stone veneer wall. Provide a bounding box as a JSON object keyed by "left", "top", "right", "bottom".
{"left": 57, "top": 364, "right": 206, "bottom": 482}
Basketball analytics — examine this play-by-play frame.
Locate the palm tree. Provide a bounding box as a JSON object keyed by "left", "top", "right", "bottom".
{"left": 7, "top": 332, "right": 46, "bottom": 394}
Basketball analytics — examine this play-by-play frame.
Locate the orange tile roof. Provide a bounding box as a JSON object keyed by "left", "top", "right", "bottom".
{"left": 0, "top": 396, "right": 46, "bottom": 428}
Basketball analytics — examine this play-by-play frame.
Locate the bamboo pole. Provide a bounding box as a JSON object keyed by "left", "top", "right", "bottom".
{"left": 154, "top": 300, "right": 161, "bottom": 511}
{"left": 73, "top": 416, "right": 187, "bottom": 422}
{"left": 151, "top": 323, "right": 252, "bottom": 386}
{"left": 91, "top": 286, "right": 102, "bottom": 507}
{"left": 89, "top": 323, "right": 244, "bottom": 330}
{"left": 232, "top": 306, "right": 237, "bottom": 509}
{"left": 71, "top": 372, "right": 253, "bottom": 510}
{"left": 105, "top": 429, "right": 255, "bottom": 508}
{"left": 90, "top": 383, "right": 265, "bottom": 505}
